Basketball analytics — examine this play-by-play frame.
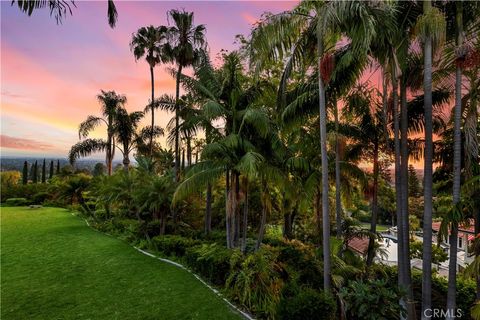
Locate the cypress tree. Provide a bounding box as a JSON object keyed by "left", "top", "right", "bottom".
{"left": 41, "top": 159, "right": 46, "bottom": 183}
{"left": 56, "top": 159, "right": 60, "bottom": 174}
{"left": 408, "top": 165, "right": 421, "bottom": 197}
{"left": 29, "top": 161, "right": 35, "bottom": 181}
{"left": 49, "top": 160, "right": 54, "bottom": 179}
{"left": 33, "top": 161, "right": 38, "bottom": 183}
{"left": 22, "top": 161, "right": 28, "bottom": 185}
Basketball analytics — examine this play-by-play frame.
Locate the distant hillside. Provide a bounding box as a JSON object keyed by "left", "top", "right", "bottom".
{"left": 0, "top": 158, "right": 120, "bottom": 173}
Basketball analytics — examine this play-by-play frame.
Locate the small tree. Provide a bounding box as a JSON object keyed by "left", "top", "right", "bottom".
{"left": 49, "top": 160, "right": 54, "bottom": 179}
{"left": 32, "top": 161, "right": 38, "bottom": 184}
{"left": 56, "top": 159, "right": 60, "bottom": 174}
{"left": 410, "top": 240, "right": 447, "bottom": 265}
{"left": 93, "top": 163, "right": 106, "bottom": 176}
{"left": 41, "top": 159, "right": 46, "bottom": 183}
{"left": 22, "top": 161, "right": 28, "bottom": 185}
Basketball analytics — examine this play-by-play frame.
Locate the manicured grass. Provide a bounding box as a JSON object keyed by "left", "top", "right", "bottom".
{"left": 360, "top": 223, "right": 390, "bottom": 232}
{"left": 1, "top": 207, "right": 242, "bottom": 320}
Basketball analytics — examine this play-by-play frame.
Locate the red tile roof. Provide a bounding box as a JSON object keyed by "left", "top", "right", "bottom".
{"left": 432, "top": 219, "right": 476, "bottom": 242}
{"left": 347, "top": 236, "right": 369, "bottom": 255}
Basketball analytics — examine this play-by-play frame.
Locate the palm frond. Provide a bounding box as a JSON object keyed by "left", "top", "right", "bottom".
{"left": 68, "top": 138, "right": 108, "bottom": 165}
{"left": 173, "top": 167, "right": 224, "bottom": 204}
{"left": 78, "top": 115, "right": 104, "bottom": 139}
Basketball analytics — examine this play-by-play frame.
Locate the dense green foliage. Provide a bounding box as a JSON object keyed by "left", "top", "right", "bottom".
{"left": 277, "top": 288, "right": 336, "bottom": 320}
{"left": 339, "top": 279, "right": 406, "bottom": 319}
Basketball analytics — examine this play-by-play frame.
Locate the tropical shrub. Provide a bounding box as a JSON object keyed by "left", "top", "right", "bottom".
{"left": 92, "top": 219, "right": 116, "bottom": 234}
{"left": 276, "top": 239, "right": 323, "bottom": 288}
{"left": 113, "top": 218, "right": 143, "bottom": 242}
{"left": 226, "top": 246, "right": 284, "bottom": 319}
{"left": 185, "top": 243, "right": 233, "bottom": 285}
{"left": 376, "top": 266, "right": 476, "bottom": 318}
{"left": 4, "top": 198, "right": 28, "bottom": 206}
{"left": 1, "top": 183, "right": 48, "bottom": 203}
{"left": 410, "top": 270, "right": 476, "bottom": 319}
{"left": 152, "top": 235, "right": 200, "bottom": 257}
{"left": 32, "top": 192, "right": 50, "bottom": 204}
{"left": 339, "top": 279, "right": 406, "bottom": 320}
{"left": 277, "top": 287, "right": 336, "bottom": 320}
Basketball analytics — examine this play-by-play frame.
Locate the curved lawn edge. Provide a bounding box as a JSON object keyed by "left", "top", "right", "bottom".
{"left": 71, "top": 212, "right": 255, "bottom": 320}
{"left": 2, "top": 207, "right": 246, "bottom": 319}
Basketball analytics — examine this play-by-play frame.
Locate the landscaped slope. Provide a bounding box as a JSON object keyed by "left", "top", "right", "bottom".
{"left": 1, "top": 207, "right": 242, "bottom": 320}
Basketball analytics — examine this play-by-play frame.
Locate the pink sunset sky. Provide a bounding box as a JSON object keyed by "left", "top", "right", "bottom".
{"left": 1, "top": 1, "right": 295, "bottom": 159}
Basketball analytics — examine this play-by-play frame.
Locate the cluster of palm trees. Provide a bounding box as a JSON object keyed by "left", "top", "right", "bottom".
{"left": 65, "top": 1, "right": 479, "bottom": 319}
{"left": 130, "top": 10, "right": 206, "bottom": 184}
{"left": 69, "top": 90, "right": 147, "bottom": 173}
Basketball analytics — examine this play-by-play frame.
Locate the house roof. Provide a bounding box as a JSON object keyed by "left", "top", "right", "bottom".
{"left": 347, "top": 236, "right": 369, "bottom": 255}
{"left": 432, "top": 219, "right": 476, "bottom": 242}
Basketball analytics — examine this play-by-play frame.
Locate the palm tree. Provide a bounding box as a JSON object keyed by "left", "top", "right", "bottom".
{"left": 175, "top": 94, "right": 218, "bottom": 234}
{"left": 130, "top": 25, "right": 168, "bottom": 157}
{"left": 114, "top": 109, "right": 144, "bottom": 172}
{"left": 174, "top": 52, "right": 269, "bottom": 249}
{"left": 133, "top": 167, "right": 174, "bottom": 235}
{"left": 164, "top": 9, "right": 207, "bottom": 184}
{"left": 178, "top": 51, "right": 256, "bottom": 240}
{"left": 444, "top": 3, "right": 463, "bottom": 317}
{"left": 416, "top": 2, "right": 446, "bottom": 317}
{"left": 70, "top": 90, "right": 126, "bottom": 175}
{"left": 12, "top": 0, "right": 118, "bottom": 28}
{"left": 57, "top": 174, "right": 92, "bottom": 210}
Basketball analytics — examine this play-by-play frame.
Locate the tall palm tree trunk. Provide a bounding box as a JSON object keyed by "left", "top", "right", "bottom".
{"left": 234, "top": 173, "right": 240, "bottom": 247}
{"left": 315, "top": 187, "right": 322, "bottom": 244}
{"left": 334, "top": 97, "right": 342, "bottom": 238}
{"left": 149, "top": 65, "right": 155, "bottom": 157}
{"left": 205, "top": 131, "right": 212, "bottom": 235}
{"left": 187, "top": 136, "right": 192, "bottom": 166}
{"left": 256, "top": 180, "right": 267, "bottom": 250}
{"left": 106, "top": 143, "right": 112, "bottom": 175}
{"left": 401, "top": 77, "right": 415, "bottom": 318}
{"left": 106, "top": 128, "right": 113, "bottom": 176}
{"left": 182, "top": 149, "right": 185, "bottom": 171}
{"left": 317, "top": 26, "right": 331, "bottom": 292}
{"left": 283, "top": 211, "right": 293, "bottom": 239}
{"left": 205, "top": 182, "right": 212, "bottom": 234}
{"left": 392, "top": 73, "right": 407, "bottom": 317}
{"left": 447, "top": 3, "right": 463, "bottom": 318}
{"left": 174, "top": 65, "right": 183, "bottom": 183}
{"left": 241, "top": 180, "right": 248, "bottom": 253}
{"left": 172, "top": 65, "right": 183, "bottom": 227}
{"left": 366, "top": 141, "right": 379, "bottom": 267}
{"left": 256, "top": 205, "right": 267, "bottom": 250}
{"left": 382, "top": 68, "right": 389, "bottom": 143}
{"left": 422, "top": 1, "right": 434, "bottom": 317}
{"left": 225, "top": 169, "right": 232, "bottom": 248}
{"left": 123, "top": 155, "right": 130, "bottom": 172}
{"left": 468, "top": 94, "right": 480, "bottom": 299}
{"left": 160, "top": 211, "right": 166, "bottom": 235}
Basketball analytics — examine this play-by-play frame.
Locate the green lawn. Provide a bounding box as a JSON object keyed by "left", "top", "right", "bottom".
{"left": 1, "top": 207, "right": 242, "bottom": 320}
{"left": 360, "top": 223, "right": 390, "bottom": 232}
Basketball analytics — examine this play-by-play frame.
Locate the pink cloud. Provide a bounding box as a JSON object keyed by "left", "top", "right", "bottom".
{"left": 1, "top": 135, "right": 55, "bottom": 151}
{"left": 241, "top": 12, "right": 259, "bottom": 26}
